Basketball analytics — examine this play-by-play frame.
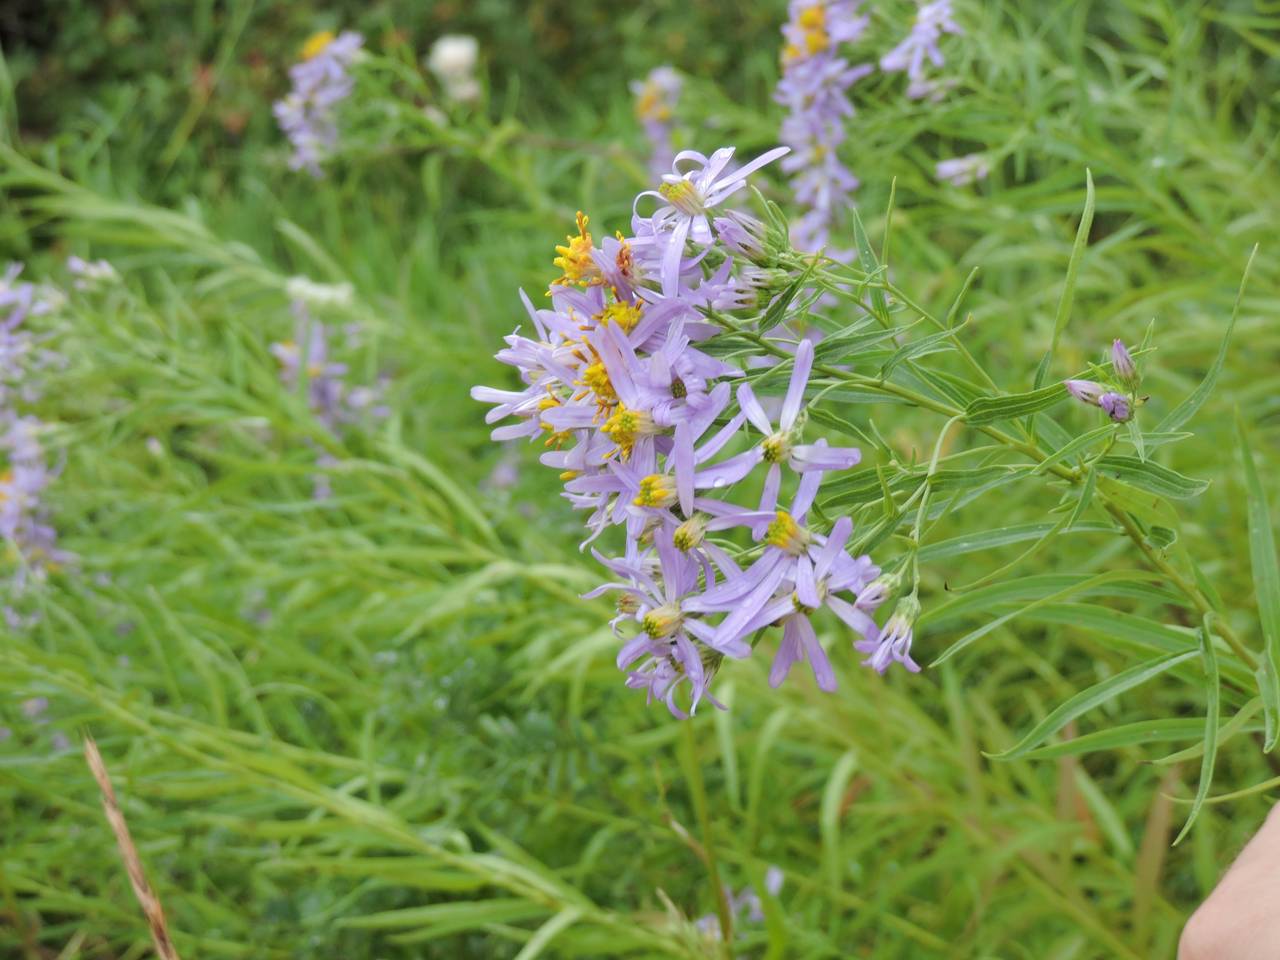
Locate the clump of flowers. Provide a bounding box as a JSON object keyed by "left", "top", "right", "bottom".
{"left": 0, "top": 265, "right": 71, "bottom": 626}
{"left": 271, "top": 300, "right": 387, "bottom": 499}
{"left": 880, "top": 0, "right": 962, "bottom": 100}
{"left": 273, "top": 30, "right": 364, "bottom": 177}
{"left": 427, "top": 34, "right": 481, "bottom": 104}
{"left": 473, "top": 145, "right": 918, "bottom": 717}
{"left": 1065, "top": 339, "right": 1142, "bottom": 424}
{"left": 775, "top": 1, "right": 872, "bottom": 253}
{"left": 632, "top": 66, "right": 683, "bottom": 180}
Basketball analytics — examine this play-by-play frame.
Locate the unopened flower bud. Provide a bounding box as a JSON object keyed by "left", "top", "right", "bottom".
{"left": 857, "top": 569, "right": 902, "bottom": 611}
{"left": 1111, "top": 339, "right": 1139, "bottom": 389}
{"left": 1064, "top": 379, "right": 1105, "bottom": 407}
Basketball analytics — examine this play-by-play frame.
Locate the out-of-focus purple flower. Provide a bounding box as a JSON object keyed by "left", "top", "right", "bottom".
{"left": 881, "top": 1, "right": 962, "bottom": 100}
{"left": 66, "top": 256, "right": 119, "bottom": 290}
{"left": 273, "top": 31, "right": 363, "bottom": 177}
{"left": 1099, "top": 392, "right": 1132, "bottom": 422}
{"left": 694, "top": 866, "right": 785, "bottom": 939}
{"left": 775, "top": 1, "right": 871, "bottom": 252}
{"left": 632, "top": 66, "right": 683, "bottom": 180}
{"left": 936, "top": 154, "right": 989, "bottom": 187}
{"left": 272, "top": 300, "right": 387, "bottom": 498}
{"left": 857, "top": 592, "right": 921, "bottom": 673}
{"left": 1111, "top": 339, "right": 1139, "bottom": 389}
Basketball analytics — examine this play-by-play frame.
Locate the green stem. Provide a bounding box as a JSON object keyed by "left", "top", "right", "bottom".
{"left": 679, "top": 721, "right": 732, "bottom": 948}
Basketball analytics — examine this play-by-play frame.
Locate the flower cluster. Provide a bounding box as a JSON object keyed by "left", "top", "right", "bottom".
{"left": 273, "top": 30, "right": 364, "bottom": 177}
{"left": 0, "top": 265, "right": 71, "bottom": 626}
{"left": 1065, "top": 340, "right": 1141, "bottom": 423}
{"left": 775, "top": 1, "right": 872, "bottom": 253}
{"left": 632, "top": 66, "right": 683, "bottom": 180}
{"left": 271, "top": 300, "right": 388, "bottom": 499}
{"left": 473, "top": 147, "right": 916, "bottom": 717}
{"left": 880, "top": 0, "right": 962, "bottom": 100}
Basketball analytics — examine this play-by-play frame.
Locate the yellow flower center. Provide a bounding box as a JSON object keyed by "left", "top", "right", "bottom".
{"left": 579, "top": 361, "right": 617, "bottom": 406}
{"left": 635, "top": 87, "right": 672, "bottom": 123}
{"left": 642, "top": 604, "right": 683, "bottom": 639}
{"left": 658, "top": 179, "right": 705, "bottom": 216}
{"left": 762, "top": 432, "right": 792, "bottom": 464}
{"left": 595, "top": 300, "right": 643, "bottom": 333}
{"left": 673, "top": 515, "right": 707, "bottom": 551}
{"left": 301, "top": 30, "right": 337, "bottom": 60}
{"left": 765, "top": 511, "right": 811, "bottom": 555}
{"left": 601, "top": 404, "right": 657, "bottom": 459}
{"left": 552, "top": 211, "right": 596, "bottom": 287}
{"left": 783, "top": 4, "right": 830, "bottom": 62}
{"left": 634, "top": 474, "right": 678, "bottom": 509}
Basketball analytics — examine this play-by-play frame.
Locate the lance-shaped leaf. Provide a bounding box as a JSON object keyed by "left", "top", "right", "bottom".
{"left": 1173, "top": 616, "right": 1221, "bottom": 845}
{"left": 965, "top": 383, "right": 1067, "bottom": 425}
{"left": 1096, "top": 455, "right": 1210, "bottom": 499}
{"left": 990, "top": 650, "right": 1197, "bottom": 760}
{"left": 1238, "top": 413, "right": 1280, "bottom": 750}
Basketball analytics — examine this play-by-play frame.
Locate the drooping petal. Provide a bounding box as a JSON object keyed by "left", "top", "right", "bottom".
{"left": 735, "top": 383, "right": 775, "bottom": 435}
{"left": 780, "top": 337, "right": 814, "bottom": 430}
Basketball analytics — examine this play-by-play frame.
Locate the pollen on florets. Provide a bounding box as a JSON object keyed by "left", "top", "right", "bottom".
{"left": 301, "top": 30, "right": 337, "bottom": 60}
{"left": 602, "top": 404, "right": 657, "bottom": 459}
{"left": 658, "top": 179, "right": 705, "bottom": 216}
{"left": 594, "top": 300, "right": 643, "bottom": 333}
{"left": 642, "top": 603, "right": 684, "bottom": 639}
{"left": 762, "top": 431, "right": 793, "bottom": 464}
{"left": 673, "top": 514, "right": 708, "bottom": 551}
{"left": 553, "top": 212, "right": 596, "bottom": 286}
{"left": 765, "top": 510, "right": 811, "bottom": 555}
{"left": 634, "top": 473, "right": 678, "bottom": 508}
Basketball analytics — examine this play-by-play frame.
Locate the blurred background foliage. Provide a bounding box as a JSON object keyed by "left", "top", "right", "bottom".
{"left": 1, "top": 1, "right": 1279, "bottom": 958}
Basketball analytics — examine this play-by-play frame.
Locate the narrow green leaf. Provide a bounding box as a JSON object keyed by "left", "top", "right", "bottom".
{"left": 759, "top": 260, "right": 818, "bottom": 333}
{"left": 965, "top": 384, "right": 1066, "bottom": 425}
{"left": 1156, "top": 245, "right": 1257, "bottom": 433}
{"left": 1033, "top": 424, "right": 1116, "bottom": 474}
{"left": 1019, "top": 718, "right": 1205, "bottom": 760}
{"left": 512, "top": 908, "right": 584, "bottom": 960}
{"left": 990, "top": 650, "right": 1197, "bottom": 760}
{"left": 1066, "top": 465, "right": 1097, "bottom": 530}
{"left": 1153, "top": 699, "right": 1261, "bottom": 766}
{"left": 1034, "top": 169, "right": 1095, "bottom": 389}
{"left": 1173, "top": 617, "right": 1221, "bottom": 845}
{"left": 881, "top": 320, "right": 966, "bottom": 376}
{"left": 930, "top": 570, "right": 1162, "bottom": 665}
{"left": 918, "top": 520, "right": 1115, "bottom": 562}
{"left": 1096, "top": 455, "right": 1209, "bottom": 499}
{"left": 1237, "top": 413, "right": 1280, "bottom": 750}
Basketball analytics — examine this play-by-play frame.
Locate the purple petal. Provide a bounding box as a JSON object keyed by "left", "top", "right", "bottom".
{"left": 781, "top": 338, "right": 814, "bottom": 430}
{"left": 736, "top": 382, "right": 775, "bottom": 435}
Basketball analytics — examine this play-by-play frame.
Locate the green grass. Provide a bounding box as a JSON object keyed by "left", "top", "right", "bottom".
{"left": 1, "top": 1, "right": 1279, "bottom": 957}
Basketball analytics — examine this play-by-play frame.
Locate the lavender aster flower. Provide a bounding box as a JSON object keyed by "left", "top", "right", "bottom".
{"left": 273, "top": 30, "right": 363, "bottom": 177}
{"left": 857, "top": 593, "right": 921, "bottom": 674}
{"left": 880, "top": 1, "right": 962, "bottom": 100}
{"left": 632, "top": 66, "right": 683, "bottom": 180}
{"left": 640, "top": 146, "right": 790, "bottom": 297}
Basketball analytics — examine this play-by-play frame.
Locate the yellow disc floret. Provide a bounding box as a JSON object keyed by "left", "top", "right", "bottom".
{"left": 761, "top": 432, "right": 793, "bottom": 464}
{"left": 301, "top": 30, "right": 337, "bottom": 60}
{"left": 634, "top": 474, "right": 678, "bottom": 509}
{"left": 765, "top": 510, "right": 811, "bottom": 556}
{"left": 602, "top": 404, "right": 657, "bottom": 460}
{"left": 552, "top": 211, "right": 596, "bottom": 287}
{"left": 642, "top": 603, "right": 684, "bottom": 639}
{"left": 658, "top": 179, "right": 705, "bottom": 216}
{"left": 594, "top": 300, "right": 643, "bottom": 333}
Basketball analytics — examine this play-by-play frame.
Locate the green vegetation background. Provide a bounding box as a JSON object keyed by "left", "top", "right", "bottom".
{"left": 1, "top": 1, "right": 1278, "bottom": 957}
